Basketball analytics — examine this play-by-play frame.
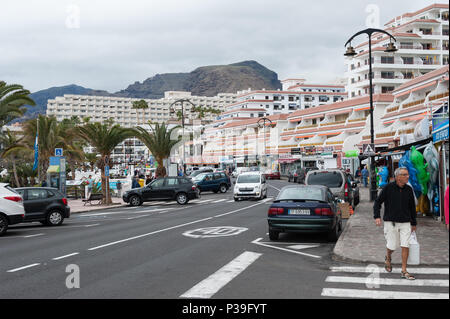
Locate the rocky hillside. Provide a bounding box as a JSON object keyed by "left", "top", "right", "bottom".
{"left": 20, "top": 60, "right": 282, "bottom": 119}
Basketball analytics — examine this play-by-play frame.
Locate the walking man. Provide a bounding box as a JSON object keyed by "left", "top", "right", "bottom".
{"left": 361, "top": 166, "right": 369, "bottom": 187}
{"left": 373, "top": 167, "right": 417, "bottom": 280}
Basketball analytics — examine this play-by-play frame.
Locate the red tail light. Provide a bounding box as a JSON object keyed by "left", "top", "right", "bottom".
{"left": 62, "top": 198, "right": 68, "bottom": 205}
{"left": 314, "top": 207, "right": 333, "bottom": 216}
{"left": 294, "top": 173, "right": 298, "bottom": 177}
{"left": 344, "top": 183, "right": 349, "bottom": 197}
{"left": 268, "top": 207, "right": 284, "bottom": 216}
{"left": 192, "top": 185, "right": 197, "bottom": 191}
{"left": 4, "top": 196, "right": 22, "bottom": 202}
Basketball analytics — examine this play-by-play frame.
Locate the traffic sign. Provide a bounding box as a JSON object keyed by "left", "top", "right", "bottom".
{"left": 105, "top": 165, "right": 110, "bottom": 177}
{"left": 55, "top": 148, "right": 63, "bottom": 156}
{"left": 363, "top": 143, "right": 375, "bottom": 156}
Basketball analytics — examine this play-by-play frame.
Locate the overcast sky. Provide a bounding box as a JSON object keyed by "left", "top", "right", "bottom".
{"left": 0, "top": 0, "right": 440, "bottom": 93}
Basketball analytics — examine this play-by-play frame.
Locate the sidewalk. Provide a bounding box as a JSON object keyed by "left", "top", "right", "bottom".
{"left": 334, "top": 187, "right": 449, "bottom": 266}
{"left": 68, "top": 196, "right": 126, "bottom": 213}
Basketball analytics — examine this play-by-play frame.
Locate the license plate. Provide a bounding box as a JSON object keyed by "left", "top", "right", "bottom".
{"left": 289, "top": 209, "right": 310, "bottom": 215}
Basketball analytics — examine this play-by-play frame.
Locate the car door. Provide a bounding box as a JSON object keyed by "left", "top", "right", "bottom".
{"left": 164, "top": 178, "right": 179, "bottom": 199}
{"left": 24, "top": 189, "right": 52, "bottom": 221}
{"left": 213, "top": 173, "right": 223, "bottom": 191}
{"left": 203, "top": 173, "right": 214, "bottom": 192}
{"left": 142, "top": 178, "right": 166, "bottom": 201}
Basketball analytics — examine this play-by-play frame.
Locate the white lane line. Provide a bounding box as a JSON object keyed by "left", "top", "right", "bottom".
{"left": 212, "top": 199, "right": 227, "bottom": 203}
{"left": 180, "top": 251, "right": 262, "bottom": 299}
{"left": 84, "top": 224, "right": 100, "bottom": 227}
{"left": 126, "top": 215, "right": 150, "bottom": 220}
{"left": 325, "top": 276, "right": 449, "bottom": 287}
{"left": 226, "top": 200, "right": 235, "bottom": 203}
{"left": 87, "top": 199, "right": 268, "bottom": 251}
{"left": 23, "top": 233, "right": 44, "bottom": 238}
{"left": 52, "top": 253, "right": 80, "bottom": 261}
{"left": 268, "top": 185, "right": 281, "bottom": 191}
{"left": 251, "top": 238, "right": 321, "bottom": 259}
{"left": 7, "top": 263, "right": 41, "bottom": 273}
{"left": 330, "top": 266, "right": 449, "bottom": 275}
{"left": 321, "top": 288, "right": 449, "bottom": 299}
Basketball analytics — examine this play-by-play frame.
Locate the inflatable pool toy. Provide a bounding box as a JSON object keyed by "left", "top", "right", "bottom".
{"left": 399, "top": 151, "right": 422, "bottom": 198}
{"left": 378, "top": 166, "right": 389, "bottom": 188}
{"left": 410, "top": 146, "right": 430, "bottom": 196}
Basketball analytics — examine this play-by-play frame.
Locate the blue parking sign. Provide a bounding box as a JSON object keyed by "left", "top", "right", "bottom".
{"left": 105, "top": 165, "right": 110, "bottom": 177}
{"left": 55, "top": 148, "right": 63, "bottom": 156}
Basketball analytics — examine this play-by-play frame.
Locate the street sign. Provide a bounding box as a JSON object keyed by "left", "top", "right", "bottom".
{"left": 55, "top": 148, "right": 63, "bottom": 156}
{"left": 105, "top": 165, "right": 109, "bottom": 177}
{"left": 362, "top": 143, "right": 375, "bottom": 156}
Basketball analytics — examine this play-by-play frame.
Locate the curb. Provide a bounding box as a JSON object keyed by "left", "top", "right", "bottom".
{"left": 70, "top": 202, "right": 127, "bottom": 214}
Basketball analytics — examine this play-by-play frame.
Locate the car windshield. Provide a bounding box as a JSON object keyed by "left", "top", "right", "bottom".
{"left": 237, "top": 175, "right": 260, "bottom": 184}
{"left": 190, "top": 171, "right": 207, "bottom": 178}
{"left": 193, "top": 173, "right": 207, "bottom": 181}
{"left": 277, "top": 187, "right": 324, "bottom": 201}
{"left": 307, "top": 172, "right": 343, "bottom": 188}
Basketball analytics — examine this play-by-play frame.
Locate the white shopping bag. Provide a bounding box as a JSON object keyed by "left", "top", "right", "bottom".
{"left": 408, "top": 231, "right": 420, "bottom": 265}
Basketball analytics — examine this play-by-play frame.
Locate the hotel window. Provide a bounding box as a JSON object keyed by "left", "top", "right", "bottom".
{"left": 381, "top": 56, "right": 394, "bottom": 64}
{"left": 381, "top": 86, "right": 394, "bottom": 93}
{"left": 402, "top": 57, "right": 414, "bottom": 64}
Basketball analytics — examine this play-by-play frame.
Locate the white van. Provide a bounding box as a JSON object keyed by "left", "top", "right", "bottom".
{"left": 233, "top": 172, "right": 268, "bottom": 201}
{"left": 0, "top": 183, "right": 25, "bottom": 236}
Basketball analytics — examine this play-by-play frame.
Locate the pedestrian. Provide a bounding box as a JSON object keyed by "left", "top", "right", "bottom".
{"left": 444, "top": 184, "right": 449, "bottom": 231}
{"left": 132, "top": 176, "right": 140, "bottom": 189}
{"left": 373, "top": 167, "right": 417, "bottom": 280}
{"left": 116, "top": 180, "right": 122, "bottom": 197}
{"left": 87, "top": 175, "right": 94, "bottom": 196}
{"left": 41, "top": 180, "right": 48, "bottom": 187}
{"left": 361, "top": 166, "right": 369, "bottom": 187}
{"left": 355, "top": 168, "right": 361, "bottom": 182}
{"left": 145, "top": 175, "right": 152, "bottom": 185}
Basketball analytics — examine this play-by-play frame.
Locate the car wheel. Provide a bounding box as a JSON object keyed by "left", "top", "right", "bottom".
{"left": 129, "top": 195, "right": 142, "bottom": 206}
{"left": 46, "top": 210, "right": 64, "bottom": 226}
{"left": 288, "top": 177, "right": 291, "bottom": 182}
{"left": 269, "top": 229, "right": 279, "bottom": 241}
{"left": 234, "top": 197, "right": 239, "bottom": 202}
{"left": 176, "top": 193, "right": 188, "bottom": 205}
{"left": 219, "top": 184, "right": 228, "bottom": 193}
{"left": 0, "top": 215, "right": 8, "bottom": 236}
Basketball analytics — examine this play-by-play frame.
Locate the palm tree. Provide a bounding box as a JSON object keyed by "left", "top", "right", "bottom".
{"left": 76, "top": 122, "right": 137, "bottom": 204}
{"left": 0, "top": 81, "right": 35, "bottom": 128}
{"left": 0, "top": 129, "right": 28, "bottom": 187}
{"left": 135, "top": 123, "right": 181, "bottom": 178}
{"left": 132, "top": 99, "right": 149, "bottom": 125}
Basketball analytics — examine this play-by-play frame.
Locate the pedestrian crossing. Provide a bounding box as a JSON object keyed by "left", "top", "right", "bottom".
{"left": 321, "top": 266, "right": 449, "bottom": 299}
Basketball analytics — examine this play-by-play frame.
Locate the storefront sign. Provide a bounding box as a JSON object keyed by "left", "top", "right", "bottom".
{"left": 432, "top": 121, "right": 449, "bottom": 143}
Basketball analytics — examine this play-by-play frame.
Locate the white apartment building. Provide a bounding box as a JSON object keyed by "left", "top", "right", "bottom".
{"left": 346, "top": 3, "right": 449, "bottom": 98}
{"left": 215, "top": 82, "right": 346, "bottom": 123}
{"left": 46, "top": 91, "right": 236, "bottom": 126}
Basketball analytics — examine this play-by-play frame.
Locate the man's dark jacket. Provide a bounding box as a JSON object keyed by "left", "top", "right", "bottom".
{"left": 373, "top": 182, "right": 417, "bottom": 226}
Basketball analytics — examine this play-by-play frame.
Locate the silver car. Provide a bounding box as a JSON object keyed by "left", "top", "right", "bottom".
{"left": 305, "top": 169, "right": 360, "bottom": 208}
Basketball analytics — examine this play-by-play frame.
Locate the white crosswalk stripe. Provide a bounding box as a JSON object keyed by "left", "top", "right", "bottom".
{"left": 321, "top": 266, "right": 449, "bottom": 299}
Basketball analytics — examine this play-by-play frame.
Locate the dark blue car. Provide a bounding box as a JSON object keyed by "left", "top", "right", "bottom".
{"left": 192, "top": 172, "right": 231, "bottom": 194}
{"left": 267, "top": 185, "right": 342, "bottom": 242}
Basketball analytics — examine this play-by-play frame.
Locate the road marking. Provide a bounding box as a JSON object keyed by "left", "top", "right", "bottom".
{"left": 23, "top": 233, "right": 44, "bottom": 238}
{"left": 126, "top": 215, "right": 150, "bottom": 220}
{"left": 87, "top": 200, "right": 268, "bottom": 251}
{"left": 321, "top": 288, "right": 449, "bottom": 299}
{"left": 268, "top": 185, "right": 281, "bottom": 191}
{"left": 251, "top": 238, "right": 321, "bottom": 259}
{"left": 287, "top": 244, "right": 320, "bottom": 250}
{"left": 212, "top": 199, "right": 227, "bottom": 203}
{"left": 180, "top": 251, "right": 262, "bottom": 299}
{"left": 325, "top": 276, "right": 449, "bottom": 287}
{"left": 7, "top": 263, "right": 41, "bottom": 273}
{"left": 330, "top": 266, "right": 449, "bottom": 275}
{"left": 85, "top": 224, "right": 100, "bottom": 227}
{"left": 52, "top": 253, "right": 80, "bottom": 260}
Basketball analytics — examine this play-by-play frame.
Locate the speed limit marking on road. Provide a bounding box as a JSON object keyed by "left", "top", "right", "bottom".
{"left": 183, "top": 226, "right": 248, "bottom": 238}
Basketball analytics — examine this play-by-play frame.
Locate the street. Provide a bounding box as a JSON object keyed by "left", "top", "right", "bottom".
{"left": 0, "top": 179, "right": 448, "bottom": 299}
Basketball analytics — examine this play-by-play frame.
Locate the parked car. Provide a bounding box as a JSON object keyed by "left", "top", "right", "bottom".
{"left": 0, "top": 183, "right": 25, "bottom": 236}
{"left": 123, "top": 177, "right": 200, "bottom": 206}
{"left": 232, "top": 167, "right": 249, "bottom": 178}
{"left": 288, "top": 168, "right": 302, "bottom": 183}
{"left": 305, "top": 169, "right": 359, "bottom": 208}
{"left": 189, "top": 168, "right": 214, "bottom": 179}
{"left": 264, "top": 169, "right": 281, "bottom": 180}
{"left": 14, "top": 187, "right": 70, "bottom": 226}
{"left": 233, "top": 172, "right": 268, "bottom": 201}
{"left": 193, "top": 172, "right": 231, "bottom": 194}
{"left": 267, "top": 185, "right": 342, "bottom": 241}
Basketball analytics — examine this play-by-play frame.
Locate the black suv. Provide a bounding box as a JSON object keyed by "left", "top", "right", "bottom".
{"left": 289, "top": 167, "right": 318, "bottom": 184}
{"left": 123, "top": 177, "right": 200, "bottom": 206}
{"left": 14, "top": 187, "right": 70, "bottom": 226}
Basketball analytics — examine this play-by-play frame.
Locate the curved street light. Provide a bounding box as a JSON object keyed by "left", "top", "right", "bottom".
{"left": 344, "top": 28, "right": 397, "bottom": 201}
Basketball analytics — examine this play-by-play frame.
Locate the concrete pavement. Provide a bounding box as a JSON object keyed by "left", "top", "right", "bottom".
{"left": 333, "top": 187, "right": 449, "bottom": 266}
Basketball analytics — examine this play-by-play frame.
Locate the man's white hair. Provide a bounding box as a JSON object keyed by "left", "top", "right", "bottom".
{"left": 394, "top": 167, "right": 408, "bottom": 177}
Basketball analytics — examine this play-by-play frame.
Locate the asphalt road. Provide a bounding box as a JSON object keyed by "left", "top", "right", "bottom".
{"left": 1, "top": 179, "right": 447, "bottom": 300}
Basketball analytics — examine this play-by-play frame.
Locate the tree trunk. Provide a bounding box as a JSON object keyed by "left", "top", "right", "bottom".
{"left": 12, "top": 158, "right": 20, "bottom": 187}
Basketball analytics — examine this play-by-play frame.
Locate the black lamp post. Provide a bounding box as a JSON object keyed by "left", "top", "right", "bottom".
{"left": 169, "top": 98, "right": 196, "bottom": 173}
{"left": 257, "top": 117, "right": 273, "bottom": 168}
{"left": 344, "top": 28, "right": 397, "bottom": 201}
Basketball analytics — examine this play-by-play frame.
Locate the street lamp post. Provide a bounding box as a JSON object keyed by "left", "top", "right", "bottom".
{"left": 344, "top": 28, "right": 397, "bottom": 201}
{"left": 257, "top": 117, "right": 273, "bottom": 168}
{"left": 169, "top": 98, "right": 196, "bottom": 174}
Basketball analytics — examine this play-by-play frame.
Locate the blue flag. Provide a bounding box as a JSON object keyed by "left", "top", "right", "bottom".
{"left": 33, "top": 132, "right": 38, "bottom": 171}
